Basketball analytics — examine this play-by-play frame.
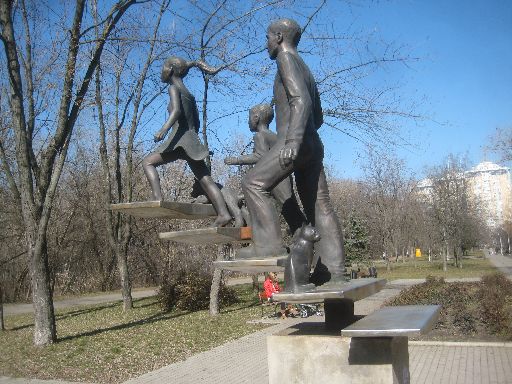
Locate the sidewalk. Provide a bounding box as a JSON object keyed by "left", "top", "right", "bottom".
{"left": 2, "top": 251, "right": 512, "bottom": 383}
{"left": 120, "top": 278, "right": 512, "bottom": 384}
{"left": 3, "top": 290, "right": 158, "bottom": 316}
{"left": 3, "top": 275, "right": 271, "bottom": 316}
{"left": 122, "top": 251, "right": 512, "bottom": 384}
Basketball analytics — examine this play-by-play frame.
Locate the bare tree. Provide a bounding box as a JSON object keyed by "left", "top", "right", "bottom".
{"left": 487, "top": 126, "right": 512, "bottom": 163}
{"left": 426, "top": 155, "right": 487, "bottom": 270}
{"left": 0, "top": 283, "right": 4, "bottom": 331}
{"left": 0, "top": 0, "right": 139, "bottom": 345}
{"left": 360, "top": 147, "right": 415, "bottom": 265}
{"left": 94, "top": 0, "right": 170, "bottom": 311}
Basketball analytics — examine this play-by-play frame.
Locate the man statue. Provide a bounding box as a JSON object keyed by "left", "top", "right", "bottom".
{"left": 239, "top": 18, "right": 346, "bottom": 286}
{"left": 224, "top": 103, "right": 305, "bottom": 235}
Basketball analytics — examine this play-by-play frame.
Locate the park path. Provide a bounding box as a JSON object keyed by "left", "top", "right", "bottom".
{"left": 2, "top": 251, "right": 512, "bottom": 383}
{"left": 2, "top": 276, "right": 265, "bottom": 316}
{"left": 5, "top": 250, "right": 511, "bottom": 316}
{"left": 2, "top": 289, "right": 158, "bottom": 316}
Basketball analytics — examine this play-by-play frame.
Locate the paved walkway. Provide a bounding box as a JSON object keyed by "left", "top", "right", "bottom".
{"left": 3, "top": 275, "right": 265, "bottom": 316}
{"left": 3, "top": 290, "right": 158, "bottom": 316}
{"left": 2, "top": 251, "right": 512, "bottom": 383}
{"left": 122, "top": 251, "right": 512, "bottom": 384}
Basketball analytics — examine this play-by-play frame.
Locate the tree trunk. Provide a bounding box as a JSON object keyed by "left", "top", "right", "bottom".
{"left": 252, "top": 275, "right": 259, "bottom": 292}
{"left": 210, "top": 245, "right": 226, "bottom": 316}
{"left": 443, "top": 245, "right": 448, "bottom": 272}
{"left": 116, "top": 244, "right": 132, "bottom": 311}
{"left": 0, "top": 284, "right": 4, "bottom": 331}
{"left": 31, "top": 242, "right": 56, "bottom": 344}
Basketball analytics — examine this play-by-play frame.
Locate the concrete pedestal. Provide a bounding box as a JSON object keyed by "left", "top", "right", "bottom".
{"left": 267, "top": 323, "right": 410, "bottom": 384}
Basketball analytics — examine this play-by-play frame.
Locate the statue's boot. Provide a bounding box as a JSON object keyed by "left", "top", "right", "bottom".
{"left": 304, "top": 172, "right": 347, "bottom": 287}
{"left": 318, "top": 275, "right": 349, "bottom": 288}
{"left": 310, "top": 258, "right": 348, "bottom": 287}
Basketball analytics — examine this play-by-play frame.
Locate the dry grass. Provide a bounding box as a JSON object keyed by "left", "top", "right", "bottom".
{"left": 374, "top": 251, "right": 496, "bottom": 281}
{"left": 0, "top": 285, "right": 264, "bottom": 383}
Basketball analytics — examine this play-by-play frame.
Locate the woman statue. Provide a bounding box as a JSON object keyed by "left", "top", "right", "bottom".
{"left": 142, "top": 56, "right": 231, "bottom": 227}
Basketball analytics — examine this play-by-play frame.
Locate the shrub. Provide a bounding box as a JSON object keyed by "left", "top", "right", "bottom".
{"left": 479, "top": 272, "right": 512, "bottom": 337}
{"left": 158, "top": 270, "right": 238, "bottom": 312}
{"left": 386, "top": 273, "right": 512, "bottom": 339}
{"left": 386, "top": 276, "right": 479, "bottom": 335}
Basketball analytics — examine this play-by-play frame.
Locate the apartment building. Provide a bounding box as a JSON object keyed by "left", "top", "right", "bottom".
{"left": 466, "top": 161, "right": 512, "bottom": 227}
{"left": 416, "top": 161, "right": 511, "bottom": 228}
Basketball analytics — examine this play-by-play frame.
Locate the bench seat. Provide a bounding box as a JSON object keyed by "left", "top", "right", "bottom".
{"left": 341, "top": 304, "right": 441, "bottom": 337}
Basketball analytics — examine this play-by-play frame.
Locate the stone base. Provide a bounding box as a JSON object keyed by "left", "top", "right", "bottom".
{"left": 268, "top": 323, "right": 410, "bottom": 384}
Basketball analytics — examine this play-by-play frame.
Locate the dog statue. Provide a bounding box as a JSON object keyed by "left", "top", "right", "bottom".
{"left": 284, "top": 224, "right": 321, "bottom": 293}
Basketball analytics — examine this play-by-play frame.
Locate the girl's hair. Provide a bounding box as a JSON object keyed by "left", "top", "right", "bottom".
{"left": 163, "top": 57, "right": 191, "bottom": 77}
{"left": 163, "top": 56, "right": 219, "bottom": 78}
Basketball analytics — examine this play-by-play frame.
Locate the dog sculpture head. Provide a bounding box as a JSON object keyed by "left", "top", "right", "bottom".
{"left": 292, "top": 223, "right": 321, "bottom": 245}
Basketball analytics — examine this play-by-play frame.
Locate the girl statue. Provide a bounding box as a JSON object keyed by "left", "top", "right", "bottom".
{"left": 142, "top": 56, "right": 231, "bottom": 227}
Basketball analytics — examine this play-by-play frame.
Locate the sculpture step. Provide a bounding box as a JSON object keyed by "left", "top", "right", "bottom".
{"left": 214, "top": 257, "right": 286, "bottom": 273}
{"left": 272, "top": 277, "right": 386, "bottom": 304}
{"left": 159, "top": 227, "right": 252, "bottom": 244}
{"left": 110, "top": 201, "right": 216, "bottom": 219}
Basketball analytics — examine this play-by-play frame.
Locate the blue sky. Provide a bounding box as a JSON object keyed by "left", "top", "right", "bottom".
{"left": 323, "top": 0, "right": 512, "bottom": 179}
{"left": 134, "top": 0, "right": 511, "bottom": 181}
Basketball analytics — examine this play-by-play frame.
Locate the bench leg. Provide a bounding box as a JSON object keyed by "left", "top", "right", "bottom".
{"left": 348, "top": 336, "right": 410, "bottom": 384}
{"left": 324, "top": 298, "right": 356, "bottom": 330}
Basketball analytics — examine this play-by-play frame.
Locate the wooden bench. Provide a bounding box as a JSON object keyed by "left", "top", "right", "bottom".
{"left": 268, "top": 304, "right": 441, "bottom": 384}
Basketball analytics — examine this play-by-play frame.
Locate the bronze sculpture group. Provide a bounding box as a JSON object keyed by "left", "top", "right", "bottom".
{"left": 144, "top": 19, "right": 346, "bottom": 292}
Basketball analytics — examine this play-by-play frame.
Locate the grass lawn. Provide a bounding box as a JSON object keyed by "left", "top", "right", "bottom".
{"left": 374, "top": 250, "right": 496, "bottom": 281}
{"left": 0, "top": 250, "right": 504, "bottom": 383}
{"left": 0, "top": 285, "right": 266, "bottom": 383}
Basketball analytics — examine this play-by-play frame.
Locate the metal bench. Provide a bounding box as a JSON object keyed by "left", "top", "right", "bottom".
{"left": 273, "top": 277, "right": 387, "bottom": 330}
{"left": 341, "top": 304, "right": 440, "bottom": 338}
{"left": 268, "top": 304, "right": 441, "bottom": 384}
{"left": 340, "top": 305, "right": 441, "bottom": 384}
